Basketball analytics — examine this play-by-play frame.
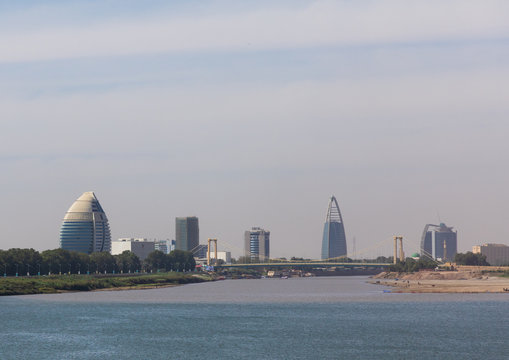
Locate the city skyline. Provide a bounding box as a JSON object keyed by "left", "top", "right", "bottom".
{"left": 1, "top": 1, "right": 509, "bottom": 258}
{"left": 53, "top": 190, "right": 463, "bottom": 260}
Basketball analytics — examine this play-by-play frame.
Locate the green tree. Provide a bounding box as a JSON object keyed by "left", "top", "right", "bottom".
{"left": 90, "top": 252, "right": 116, "bottom": 273}
{"left": 167, "top": 250, "right": 195, "bottom": 272}
{"left": 69, "top": 251, "right": 90, "bottom": 274}
{"left": 41, "top": 249, "right": 73, "bottom": 274}
{"left": 236, "top": 256, "right": 252, "bottom": 264}
{"left": 144, "top": 250, "right": 167, "bottom": 272}
{"left": 389, "top": 257, "right": 438, "bottom": 273}
{"left": 455, "top": 252, "right": 489, "bottom": 266}
{"left": 184, "top": 251, "right": 196, "bottom": 271}
{"left": 375, "top": 256, "right": 392, "bottom": 263}
{"left": 115, "top": 251, "right": 141, "bottom": 273}
{"left": 0, "top": 248, "right": 42, "bottom": 276}
{"left": 169, "top": 250, "right": 185, "bottom": 272}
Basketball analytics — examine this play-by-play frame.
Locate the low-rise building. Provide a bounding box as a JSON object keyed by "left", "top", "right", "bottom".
{"left": 155, "top": 239, "right": 175, "bottom": 254}
{"left": 211, "top": 251, "right": 231, "bottom": 264}
{"left": 112, "top": 238, "right": 155, "bottom": 261}
{"left": 193, "top": 246, "right": 232, "bottom": 265}
{"left": 472, "top": 243, "right": 509, "bottom": 266}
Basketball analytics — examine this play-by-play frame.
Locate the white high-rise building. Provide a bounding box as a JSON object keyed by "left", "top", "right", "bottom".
{"left": 244, "top": 227, "right": 270, "bottom": 261}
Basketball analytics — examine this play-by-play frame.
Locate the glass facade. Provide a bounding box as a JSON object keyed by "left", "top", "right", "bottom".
{"left": 244, "top": 227, "right": 270, "bottom": 260}
{"left": 175, "top": 217, "right": 199, "bottom": 251}
{"left": 59, "top": 192, "right": 111, "bottom": 254}
{"left": 249, "top": 233, "right": 260, "bottom": 258}
{"left": 420, "top": 223, "right": 457, "bottom": 261}
{"left": 423, "top": 231, "right": 433, "bottom": 258}
{"left": 434, "top": 230, "right": 457, "bottom": 261}
{"left": 321, "top": 196, "right": 347, "bottom": 260}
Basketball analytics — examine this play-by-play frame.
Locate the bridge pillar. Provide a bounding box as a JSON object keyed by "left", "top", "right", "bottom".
{"left": 393, "top": 236, "right": 397, "bottom": 264}
{"left": 207, "top": 238, "right": 218, "bottom": 266}
{"left": 399, "top": 236, "right": 404, "bottom": 262}
{"left": 393, "top": 236, "right": 404, "bottom": 264}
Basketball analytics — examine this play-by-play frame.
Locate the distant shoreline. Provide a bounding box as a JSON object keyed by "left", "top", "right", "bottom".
{"left": 0, "top": 273, "right": 214, "bottom": 296}
{"left": 370, "top": 270, "right": 509, "bottom": 293}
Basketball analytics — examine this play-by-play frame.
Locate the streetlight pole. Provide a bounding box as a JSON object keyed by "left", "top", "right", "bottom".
{"left": 26, "top": 264, "right": 30, "bottom": 276}
{"left": 59, "top": 263, "right": 62, "bottom": 275}
{"left": 68, "top": 263, "right": 71, "bottom": 275}
{"left": 77, "top": 263, "right": 81, "bottom": 275}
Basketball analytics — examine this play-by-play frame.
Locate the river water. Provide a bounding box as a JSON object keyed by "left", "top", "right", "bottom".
{"left": 1, "top": 276, "right": 509, "bottom": 359}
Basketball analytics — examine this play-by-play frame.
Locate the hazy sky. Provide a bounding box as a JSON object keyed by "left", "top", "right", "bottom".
{"left": 1, "top": 0, "right": 508, "bottom": 258}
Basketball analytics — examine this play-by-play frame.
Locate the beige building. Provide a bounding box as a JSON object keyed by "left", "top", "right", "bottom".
{"left": 472, "top": 244, "right": 509, "bottom": 266}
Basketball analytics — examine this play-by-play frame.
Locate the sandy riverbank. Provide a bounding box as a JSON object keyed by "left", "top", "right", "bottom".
{"left": 370, "top": 271, "right": 509, "bottom": 293}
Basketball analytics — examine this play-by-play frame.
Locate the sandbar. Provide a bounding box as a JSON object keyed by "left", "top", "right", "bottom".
{"left": 370, "top": 270, "right": 509, "bottom": 293}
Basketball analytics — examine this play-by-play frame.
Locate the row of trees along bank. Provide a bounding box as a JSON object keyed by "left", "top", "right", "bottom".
{"left": 0, "top": 248, "right": 196, "bottom": 276}
{"left": 388, "top": 252, "right": 491, "bottom": 273}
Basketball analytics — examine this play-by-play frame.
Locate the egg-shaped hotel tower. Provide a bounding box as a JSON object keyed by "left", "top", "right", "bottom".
{"left": 321, "top": 195, "right": 347, "bottom": 260}
{"left": 60, "top": 192, "right": 111, "bottom": 254}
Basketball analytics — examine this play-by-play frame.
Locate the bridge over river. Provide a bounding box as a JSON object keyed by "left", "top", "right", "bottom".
{"left": 216, "top": 262, "right": 391, "bottom": 269}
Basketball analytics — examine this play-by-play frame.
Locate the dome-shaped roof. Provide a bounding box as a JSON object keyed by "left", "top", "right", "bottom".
{"left": 60, "top": 191, "right": 111, "bottom": 253}
{"left": 63, "top": 191, "right": 106, "bottom": 221}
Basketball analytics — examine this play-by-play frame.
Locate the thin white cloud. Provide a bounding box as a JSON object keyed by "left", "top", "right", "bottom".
{"left": 1, "top": 0, "right": 508, "bottom": 63}
{"left": 1, "top": 67, "right": 507, "bottom": 167}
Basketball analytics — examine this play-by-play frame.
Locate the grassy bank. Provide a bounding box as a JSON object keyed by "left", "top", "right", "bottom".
{"left": 0, "top": 272, "right": 213, "bottom": 296}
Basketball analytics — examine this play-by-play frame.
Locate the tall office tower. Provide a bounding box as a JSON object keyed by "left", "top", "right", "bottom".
{"left": 321, "top": 195, "right": 347, "bottom": 260}
{"left": 420, "top": 223, "right": 458, "bottom": 261}
{"left": 244, "top": 227, "right": 270, "bottom": 261}
{"left": 60, "top": 191, "right": 111, "bottom": 254}
{"left": 175, "top": 217, "right": 199, "bottom": 251}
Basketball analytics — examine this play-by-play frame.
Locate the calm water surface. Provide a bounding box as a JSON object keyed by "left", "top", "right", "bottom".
{"left": 1, "top": 276, "right": 508, "bottom": 359}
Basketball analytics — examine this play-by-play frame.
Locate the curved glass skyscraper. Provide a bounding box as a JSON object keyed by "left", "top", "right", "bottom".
{"left": 420, "top": 222, "right": 457, "bottom": 261}
{"left": 60, "top": 192, "right": 111, "bottom": 254}
{"left": 321, "top": 195, "right": 347, "bottom": 260}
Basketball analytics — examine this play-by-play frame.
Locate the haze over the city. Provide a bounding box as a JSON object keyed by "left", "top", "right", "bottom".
{"left": 1, "top": 0, "right": 508, "bottom": 258}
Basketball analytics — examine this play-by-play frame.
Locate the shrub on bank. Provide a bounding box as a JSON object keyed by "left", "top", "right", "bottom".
{"left": 0, "top": 272, "right": 211, "bottom": 296}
